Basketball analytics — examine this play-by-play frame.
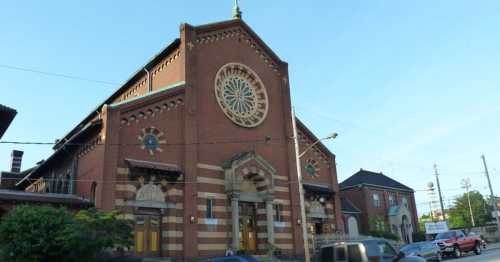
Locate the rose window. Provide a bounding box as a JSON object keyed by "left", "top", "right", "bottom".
{"left": 215, "top": 63, "right": 268, "bottom": 128}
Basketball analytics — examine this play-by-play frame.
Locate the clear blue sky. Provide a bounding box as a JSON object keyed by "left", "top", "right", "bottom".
{"left": 1, "top": 0, "right": 500, "bottom": 216}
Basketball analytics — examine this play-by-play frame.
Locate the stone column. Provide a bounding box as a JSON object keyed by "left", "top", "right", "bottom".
{"left": 231, "top": 192, "right": 240, "bottom": 251}
{"left": 265, "top": 198, "right": 275, "bottom": 246}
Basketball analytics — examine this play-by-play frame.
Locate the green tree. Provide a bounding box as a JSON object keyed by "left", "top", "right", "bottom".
{"left": 448, "top": 191, "right": 492, "bottom": 228}
{"left": 0, "top": 205, "right": 133, "bottom": 262}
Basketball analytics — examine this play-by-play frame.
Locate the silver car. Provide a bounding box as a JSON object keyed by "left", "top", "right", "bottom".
{"left": 319, "top": 239, "right": 426, "bottom": 262}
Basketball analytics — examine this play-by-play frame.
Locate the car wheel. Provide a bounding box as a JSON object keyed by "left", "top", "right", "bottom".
{"left": 436, "top": 252, "right": 442, "bottom": 261}
{"left": 474, "top": 243, "right": 482, "bottom": 255}
{"left": 453, "top": 246, "right": 462, "bottom": 258}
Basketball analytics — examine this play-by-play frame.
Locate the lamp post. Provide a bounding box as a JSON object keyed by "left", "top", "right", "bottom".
{"left": 291, "top": 108, "right": 337, "bottom": 262}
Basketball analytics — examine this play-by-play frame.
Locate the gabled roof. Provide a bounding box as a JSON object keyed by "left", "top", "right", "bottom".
{"left": 340, "top": 169, "right": 414, "bottom": 192}
{"left": 0, "top": 104, "right": 17, "bottom": 139}
{"left": 341, "top": 197, "right": 361, "bottom": 214}
{"left": 53, "top": 39, "right": 181, "bottom": 150}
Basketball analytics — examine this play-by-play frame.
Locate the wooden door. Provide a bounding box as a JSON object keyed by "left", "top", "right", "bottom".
{"left": 134, "top": 215, "right": 160, "bottom": 257}
{"left": 239, "top": 202, "right": 257, "bottom": 252}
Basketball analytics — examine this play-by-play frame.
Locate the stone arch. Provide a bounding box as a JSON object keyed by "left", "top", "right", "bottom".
{"left": 222, "top": 151, "right": 278, "bottom": 251}
{"left": 224, "top": 151, "right": 276, "bottom": 197}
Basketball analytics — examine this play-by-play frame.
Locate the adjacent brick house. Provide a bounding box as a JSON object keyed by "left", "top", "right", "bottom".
{"left": 340, "top": 169, "right": 418, "bottom": 243}
{"left": 15, "top": 15, "right": 343, "bottom": 260}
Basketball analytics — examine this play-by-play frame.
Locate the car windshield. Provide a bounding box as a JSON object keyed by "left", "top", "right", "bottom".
{"left": 436, "top": 231, "right": 455, "bottom": 240}
{"left": 400, "top": 243, "right": 420, "bottom": 253}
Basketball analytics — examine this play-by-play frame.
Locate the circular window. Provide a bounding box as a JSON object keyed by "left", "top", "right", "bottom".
{"left": 305, "top": 159, "right": 320, "bottom": 177}
{"left": 214, "top": 63, "right": 269, "bottom": 128}
{"left": 138, "top": 127, "right": 165, "bottom": 155}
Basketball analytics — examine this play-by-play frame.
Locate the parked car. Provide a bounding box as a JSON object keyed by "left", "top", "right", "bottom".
{"left": 400, "top": 241, "right": 442, "bottom": 261}
{"left": 208, "top": 255, "right": 259, "bottom": 262}
{"left": 433, "top": 230, "right": 482, "bottom": 258}
{"left": 319, "top": 239, "right": 426, "bottom": 262}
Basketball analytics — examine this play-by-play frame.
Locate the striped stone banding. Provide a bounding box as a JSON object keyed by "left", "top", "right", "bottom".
{"left": 117, "top": 167, "right": 130, "bottom": 175}
{"left": 161, "top": 244, "right": 183, "bottom": 251}
{"left": 197, "top": 176, "right": 225, "bottom": 185}
{"left": 162, "top": 231, "right": 183, "bottom": 238}
{"left": 198, "top": 244, "right": 229, "bottom": 251}
{"left": 196, "top": 163, "right": 224, "bottom": 172}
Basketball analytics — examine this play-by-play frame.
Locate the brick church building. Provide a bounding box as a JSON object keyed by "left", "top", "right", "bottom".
{"left": 16, "top": 10, "right": 343, "bottom": 260}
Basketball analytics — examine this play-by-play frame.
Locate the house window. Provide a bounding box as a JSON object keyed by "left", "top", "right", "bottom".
{"left": 402, "top": 197, "right": 408, "bottom": 208}
{"left": 388, "top": 194, "right": 395, "bottom": 206}
{"left": 206, "top": 199, "right": 214, "bottom": 218}
{"left": 275, "top": 204, "right": 283, "bottom": 222}
{"left": 373, "top": 193, "right": 381, "bottom": 207}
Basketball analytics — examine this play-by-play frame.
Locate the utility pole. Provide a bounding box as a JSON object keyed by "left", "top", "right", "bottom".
{"left": 291, "top": 108, "right": 310, "bottom": 262}
{"left": 481, "top": 154, "right": 500, "bottom": 236}
{"left": 428, "top": 202, "right": 435, "bottom": 222}
{"left": 434, "top": 164, "right": 446, "bottom": 220}
{"left": 461, "top": 178, "right": 475, "bottom": 227}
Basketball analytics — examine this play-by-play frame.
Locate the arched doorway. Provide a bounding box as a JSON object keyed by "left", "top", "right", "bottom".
{"left": 223, "top": 151, "right": 277, "bottom": 253}
{"left": 401, "top": 215, "right": 410, "bottom": 243}
{"left": 347, "top": 216, "right": 359, "bottom": 238}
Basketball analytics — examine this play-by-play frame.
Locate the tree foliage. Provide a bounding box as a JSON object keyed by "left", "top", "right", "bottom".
{"left": 448, "top": 191, "right": 492, "bottom": 228}
{"left": 0, "top": 205, "right": 133, "bottom": 262}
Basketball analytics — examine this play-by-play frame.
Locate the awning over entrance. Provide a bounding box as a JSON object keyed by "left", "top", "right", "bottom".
{"left": 303, "top": 182, "right": 334, "bottom": 195}
{"left": 125, "top": 159, "right": 183, "bottom": 181}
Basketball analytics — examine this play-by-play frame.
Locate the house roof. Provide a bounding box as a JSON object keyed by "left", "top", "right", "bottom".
{"left": 52, "top": 19, "right": 286, "bottom": 152}
{"left": 0, "top": 189, "right": 92, "bottom": 207}
{"left": 52, "top": 38, "right": 181, "bottom": 150}
{"left": 341, "top": 197, "right": 361, "bottom": 214}
{"left": 340, "top": 169, "right": 414, "bottom": 192}
{"left": 16, "top": 120, "right": 103, "bottom": 189}
{"left": 0, "top": 104, "right": 17, "bottom": 139}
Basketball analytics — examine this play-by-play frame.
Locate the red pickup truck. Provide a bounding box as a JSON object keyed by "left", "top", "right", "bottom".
{"left": 434, "top": 230, "right": 482, "bottom": 258}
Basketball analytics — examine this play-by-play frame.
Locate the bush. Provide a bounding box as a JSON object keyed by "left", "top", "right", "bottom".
{"left": 412, "top": 231, "right": 426, "bottom": 242}
{"left": 0, "top": 205, "right": 132, "bottom": 262}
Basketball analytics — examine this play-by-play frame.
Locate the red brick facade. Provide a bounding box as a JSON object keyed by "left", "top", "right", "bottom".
{"left": 19, "top": 18, "right": 343, "bottom": 259}
{"left": 340, "top": 170, "right": 418, "bottom": 242}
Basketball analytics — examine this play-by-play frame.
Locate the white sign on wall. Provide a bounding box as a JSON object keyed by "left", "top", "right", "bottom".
{"left": 425, "top": 221, "right": 449, "bottom": 234}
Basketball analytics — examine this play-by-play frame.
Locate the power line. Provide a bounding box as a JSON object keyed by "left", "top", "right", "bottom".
{"left": 0, "top": 63, "right": 118, "bottom": 86}
{"left": 0, "top": 138, "right": 287, "bottom": 147}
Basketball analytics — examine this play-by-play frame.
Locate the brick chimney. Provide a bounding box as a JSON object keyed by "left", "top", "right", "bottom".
{"left": 10, "top": 150, "right": 23, "bottom": 173}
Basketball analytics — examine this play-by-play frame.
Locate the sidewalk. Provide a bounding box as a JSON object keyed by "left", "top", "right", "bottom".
{"left": 487, "top": 242, "right": 500, "bottom": 251}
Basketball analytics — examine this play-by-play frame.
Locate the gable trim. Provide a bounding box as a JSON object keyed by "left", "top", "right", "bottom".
{"left": 193, "top": 20, "right": 283, "bottom": 76}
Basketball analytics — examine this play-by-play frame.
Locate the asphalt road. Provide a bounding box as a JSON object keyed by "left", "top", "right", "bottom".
{"left": 444, "top": 247, "right": 500, "bottom": 262}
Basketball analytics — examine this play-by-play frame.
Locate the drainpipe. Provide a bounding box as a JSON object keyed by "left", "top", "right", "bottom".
{"left": 144, "top": 68, "right": 152, "bottom": 92}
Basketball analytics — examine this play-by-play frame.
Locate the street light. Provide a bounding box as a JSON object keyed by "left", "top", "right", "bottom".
{"left": 299, "top": 132, "right": 338, "bottom": 158}
{"left": 291, "top": 108, "right": 338, "bottom": 262}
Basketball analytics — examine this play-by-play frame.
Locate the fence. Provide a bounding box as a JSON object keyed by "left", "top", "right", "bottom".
{"left": 462, "top": 225, "right": 500, "bottom": 243}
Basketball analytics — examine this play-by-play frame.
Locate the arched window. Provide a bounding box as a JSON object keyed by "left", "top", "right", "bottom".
{"left": 63, "top": 174, "right": 70, "bottom": 194}
{"left": 90, "top": 182, "right": 97, "bottom": 204}
{"left": 402, "top": 197, "right": 408, "bottom": 208}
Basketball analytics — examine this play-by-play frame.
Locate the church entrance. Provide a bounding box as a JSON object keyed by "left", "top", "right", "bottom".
{"left": 134, "top": 213, "right": 161, "bottom": 257}
{"left": 239, "top": 202, "right": 257, "bottom": 252}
